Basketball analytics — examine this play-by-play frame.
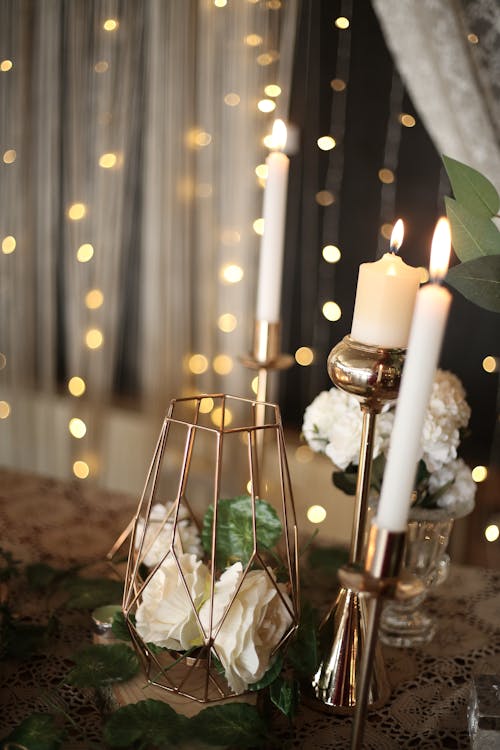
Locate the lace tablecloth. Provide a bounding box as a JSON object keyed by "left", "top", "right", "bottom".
{"left": 1, "top": 468, "right": 500, "bottom": 748}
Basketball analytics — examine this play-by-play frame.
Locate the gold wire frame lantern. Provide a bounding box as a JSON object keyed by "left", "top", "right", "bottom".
{"left": 121, "top": 394, "right": 299, "bottom": 702}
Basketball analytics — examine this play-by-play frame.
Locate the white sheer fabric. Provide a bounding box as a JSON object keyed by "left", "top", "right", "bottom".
{"left": 372, "top": 0, "right": 500, "bottom": 191}
{"left": 0, "top": 0, "right": 297, "bottom": 481}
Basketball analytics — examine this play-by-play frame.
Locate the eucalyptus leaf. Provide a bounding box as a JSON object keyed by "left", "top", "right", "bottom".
{"left": 1, "top": 712, "right": 64, "bottom": 750}
{"left": 190, "top": 703, "right": 268, "bottom": 748}
{"left": 445, "top": 197, "right": 500, "bottom": 262}
{"left": 111, "top": 610, "right": 135, "bottom": 642}
{"left": 371, "top": 453, "right": 386, "bottom": 492}
{"left": 63, "top": 576, "right": 123, "bottom": 609}
{"left": 332, "top": 469, "right": 357, "bottom": 495}
{"left": 442, "top": 155, "right": 500, "bottom": 217}
{"left": 202, "top": 496, "right": 282, "bottom": 568}
{"left": 446, "top": 255, "right": 500, "bottom": 313}
{"left": 248, "top": 653, "right": 283, "bottom": 691}
{"left": 269, "top": 675, "right": 299, "bottom": 718}
{"left": 0, "top": 547, "right": 20, "bottom": 582}
{"left": 1, "top": 608, "right": 48, "bottom": 660}
{"left": 66, "top": 643, "right": 139, "bottom": 687}
{"left": 26, "top": 562, "right": 60, "bottom": 590}
{"left": 307, "top": 545, "right": 348, "bottom": 573}
{"left": 104, "top": 699, "right": 190, "bottom": 748}
{"left": 287, "top": 602, "right": 319, "bottom": 678}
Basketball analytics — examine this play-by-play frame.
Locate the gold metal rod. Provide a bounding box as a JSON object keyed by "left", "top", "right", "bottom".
{"left": 350, "top": 595, "right": 383, "bottom": 749}
{"left": 350, "top": 408, "right": 377, "bottom": 564}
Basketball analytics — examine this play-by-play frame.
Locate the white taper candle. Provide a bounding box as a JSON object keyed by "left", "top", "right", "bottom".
{"left": 375, "top": 218, "right": 453, "bottom": 532}
{"left": 256, "top": 119, "right": 290, "bottom": 322}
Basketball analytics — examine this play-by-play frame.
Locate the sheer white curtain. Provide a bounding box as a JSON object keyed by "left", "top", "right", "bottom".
{"left": 0, "top": 0, "right": 298, "bottom": 484}
{"left": 372, "top": 0, "right": 500, "bottom": 189}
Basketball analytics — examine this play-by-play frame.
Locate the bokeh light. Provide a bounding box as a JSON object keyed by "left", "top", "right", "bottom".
{"left": 77, "top": 243, "right": 94, "bottom": 263}
{"left": 322, "top": 245, "right": 341, "bottom": 263}
{"left": 68, "top": 376, "right": 86, "bottom": 397}
{"left": 471, "top": 465, "right": 488, "bottom": 483}
{"left": 307, "top": 505, "right": 327, "bottom": 523}
{"left": 69, "top": 418, "right": 87, "bottom": 439}
{"left": 322, "top": 301, "right": 342, "bottom": 321}
{"left": 295, "top": 347, "right": 314, "bottom": 366}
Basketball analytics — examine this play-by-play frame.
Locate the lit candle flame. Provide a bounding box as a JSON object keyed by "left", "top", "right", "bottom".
{"left": 429, "top": 217, "right": 451, "bottom": 282}
{"left": 390, "top": 218, "right": 404, "bottom": 253}
{"left": 271, "top": 119, "right": 287, "bottom": 151}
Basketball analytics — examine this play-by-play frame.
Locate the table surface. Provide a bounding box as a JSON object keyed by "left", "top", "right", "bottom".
{"left": 1, "top": 468, "right": 499, "bottom": 749}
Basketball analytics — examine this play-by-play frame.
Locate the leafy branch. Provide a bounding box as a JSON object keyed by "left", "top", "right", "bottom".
{"left": 442, "top": 155, "right": 500, "bottom": 313}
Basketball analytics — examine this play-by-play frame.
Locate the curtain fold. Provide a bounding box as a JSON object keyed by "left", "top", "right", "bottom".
{"left": 371, "top": 0, "right": 500, "bottom": 188}
{"left": 0, "top": 0, "right": 298, "bottom": 482}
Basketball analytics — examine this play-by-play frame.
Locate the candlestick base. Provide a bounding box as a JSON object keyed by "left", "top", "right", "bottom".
{"left": 309, "top": 583, "right": 389, "bottom": 714}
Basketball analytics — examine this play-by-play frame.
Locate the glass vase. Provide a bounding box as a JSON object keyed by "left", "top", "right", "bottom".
{"left": 379, "top": 506, "right": 454, "bottom": 648}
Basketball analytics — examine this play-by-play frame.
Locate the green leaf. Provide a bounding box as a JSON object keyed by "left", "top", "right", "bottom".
{"left": 443, "top": 155, "right": 500, "bottom": 217}
{"left": 202, "top": 496, "right": 282, "bottom": 568}
{"left": 26, "top": 562, "right": 60, "bottom": 591}
{"left": 190, "top": 703, "right": 268, "bottom": 748}
{"left": 0, "top": 607, "right": 48, "bottom": 660}
{"left": 446, "top": 255, "right": 500, "bottom": 313}
{"left": 248, "top": 653, "right": 283, "bottom": 691}
{"left": 332, "top": 468, "right": 357, "bottom": 495}
{"left": 269, "top": 676, "right": 299, "bottom": 719}
{"left": 1, "top": 712, "right": 64, "bottom": 750}
{"left": 104, "top": 699, "right": 190, "bottom": 748}
{"left": 66, "top": 643, "right": 139, "bottom": 688}
{"left": 371, "top": 453, "right": 386, "bottom": 492}
{"left": 445, "top": 197, "right": 500, "bottom": 262}
{"left": 63, "top": 576, "right": 123, "bottom": 609}
{"left": 0, "top": 547, "right": 20, "bottom": 582}
{"left": 287, "top": 602, "right": 319, "bottom": 678}
{"left": 112, "top": 610, "right": 135, "bottom": 642}
{"left": 307, "top": 545, "right": 349, "bottom": 573}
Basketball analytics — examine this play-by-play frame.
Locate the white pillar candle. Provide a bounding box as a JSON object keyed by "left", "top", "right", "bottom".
{"left": 375, "top": 218, "right": 452, "bottom": 532}
{"left": 256, "top": 119, "right": 290, "bottom": 323}
{"left": 351, "top": 220, "right": 421, "bottom": 349}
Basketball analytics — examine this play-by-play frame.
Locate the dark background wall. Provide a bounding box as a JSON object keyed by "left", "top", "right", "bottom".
{"left": 277, "top": 0, "right": 500, "bottom": 569}
{"left": 280, "top": 0, "right": 499, "bottom": 472}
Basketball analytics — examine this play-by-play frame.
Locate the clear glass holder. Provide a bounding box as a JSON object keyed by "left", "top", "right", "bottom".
{"left": 379, "top": 507, "right": 454, "bottom": 648}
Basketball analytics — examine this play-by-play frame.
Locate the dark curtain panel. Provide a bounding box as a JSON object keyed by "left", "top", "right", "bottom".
{"left": 279, "top": 0, "right": 498, "bottom": 468}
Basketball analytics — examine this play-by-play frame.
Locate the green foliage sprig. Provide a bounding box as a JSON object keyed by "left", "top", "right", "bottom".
{"left": 443, "top": 155, "right": 500, "bottom": 312}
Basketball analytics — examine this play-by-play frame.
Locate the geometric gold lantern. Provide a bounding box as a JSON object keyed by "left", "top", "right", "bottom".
{"left": 121, "top": 394, "right": 299, "bottom": 702}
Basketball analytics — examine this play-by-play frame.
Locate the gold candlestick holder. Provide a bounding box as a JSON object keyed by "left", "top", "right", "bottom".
{"left": 240, "top": 319, "right": 294, "bottom": 405}
{"left": 310, "top": 335, "right": 405, "bottom": 713}
{"left": 341, "top": 524, "right": 424, "bottom": 749}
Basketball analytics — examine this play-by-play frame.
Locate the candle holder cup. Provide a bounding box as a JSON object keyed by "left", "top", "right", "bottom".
{"left": 240, "top": 319, "right": 293, "bottom": 407}
{"left": 310, "top": 336, "right": 405, "bottom": 714}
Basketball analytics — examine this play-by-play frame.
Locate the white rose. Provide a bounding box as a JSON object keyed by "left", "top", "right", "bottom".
{"left": 428, "top": 458, "right": 476, "bottom": 517}
{"left": 135, "top": 552, "right": 208, "bottom": 651}
{"left": 421, "top": 370, "right": 471, "bottom": 472}
{"left": 199, "top": 562, "right": 293, "bottom": 694}
{"left": 303, "top": 388, "right": 393, "bottom": 470}
{"left": 135, "top": 502, "right": 203, "bottom": 567}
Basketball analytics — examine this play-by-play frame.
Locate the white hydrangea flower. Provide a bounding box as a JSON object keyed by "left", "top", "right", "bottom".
{"left": 427, "top": 458, "right": 476, "bottom": 517}
{"left": 135, "top": 502, "right": 203, "bottom": 567}
{"left": 302, "top": 388, "right": 394, "bottom": 470}
{"left": 135, "top": 552, "right": 209, "bottom": 651}
{"left": 420, "top": 370, "right": 471, "bottom": 472}
{"left": 199, "top": 562, "right": 293, "bottom": 694}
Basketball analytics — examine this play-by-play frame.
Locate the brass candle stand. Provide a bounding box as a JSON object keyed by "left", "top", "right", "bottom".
{"left": 340, "top": 523, "right": 425, "bottom": 749}
{"left": 311, "top": 336, "right": 405, "bottom": 714}
{"left": 240, "top": 319, "right": 294, "bottom": 409}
